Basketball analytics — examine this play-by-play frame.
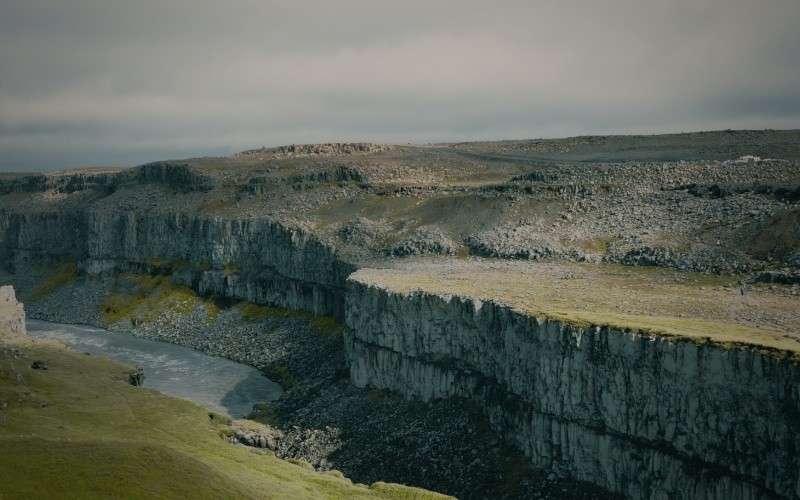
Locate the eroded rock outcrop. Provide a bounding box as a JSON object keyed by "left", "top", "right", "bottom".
{"left": 0, "top": 285, "right": 26, "bottom": 338}
{"left": 344, "top": 280, "right": 800, "bottom": 500}
{"left": 236, "top": 142, "right": 393, "bottom": 159}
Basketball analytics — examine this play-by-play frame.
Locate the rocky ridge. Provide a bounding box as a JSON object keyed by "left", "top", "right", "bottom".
{"left": 235, "top": 143, "right": 394, "bottom": 160}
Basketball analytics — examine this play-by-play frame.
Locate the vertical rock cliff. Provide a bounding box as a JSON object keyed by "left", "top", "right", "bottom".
{"left": 345, "top": 279, "right": 800, "bottom": 500}
{"left": 1, "top": 208, "right": 355, "bottom": 319}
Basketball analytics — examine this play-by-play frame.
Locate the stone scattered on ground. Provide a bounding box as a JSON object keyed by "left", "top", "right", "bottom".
{"left": 127, "top": 366, "right": 145, "bottom": 386}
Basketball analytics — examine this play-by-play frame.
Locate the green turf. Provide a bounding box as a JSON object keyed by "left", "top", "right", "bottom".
{"left": 0, "top": 336, "right": 449, "bottom": 500}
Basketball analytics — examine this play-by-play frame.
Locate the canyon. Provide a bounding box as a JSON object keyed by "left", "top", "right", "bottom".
{"left": 1, "top": 132, "right": 799, "bottom": 499}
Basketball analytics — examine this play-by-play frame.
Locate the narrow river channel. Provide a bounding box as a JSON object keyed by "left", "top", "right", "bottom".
{"left": 26, "top": 319, "right": 282, "bottom": 418}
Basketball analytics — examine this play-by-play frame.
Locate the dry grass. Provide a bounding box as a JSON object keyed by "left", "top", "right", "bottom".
{"left": 352, "top": 260, "right": 800, "bottom": 355}
{"left": 577, "top": 236, "right": 616, "bottom": 255}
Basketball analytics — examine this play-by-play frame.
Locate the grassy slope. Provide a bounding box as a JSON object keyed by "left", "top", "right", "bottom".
{"left": 352, "top": 261, "right": 800, "bottom": 356}
{"left": 0, "top": 337, "right": 448, "bottom": 500}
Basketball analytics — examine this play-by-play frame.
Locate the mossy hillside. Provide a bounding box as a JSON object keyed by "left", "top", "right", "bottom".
{"left": 101, "top": 273, "right": 220, "bottom": 326}
{"left": 310, "top": 193, "right": 516, "bottom": 253}
{"left": 28, "top": 259, "right": 78, "bottom": 302}
{"left": 0, "top": 335, "right": 449, "bottom": 499}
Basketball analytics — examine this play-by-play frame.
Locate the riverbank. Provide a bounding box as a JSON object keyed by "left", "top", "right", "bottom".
{"left": 0, "top": 293, "right": 447, "bottom": 500}
{"left": 26, "top": 320, "right": 283, "bottom": 418}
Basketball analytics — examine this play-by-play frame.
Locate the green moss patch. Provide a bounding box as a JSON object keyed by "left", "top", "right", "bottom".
{"left": 310, "top": 316, "right": 345, "bottom": 336}
{"left": 235, "top": 301, "right": 345, "bottom": 337}
{"left": 29, "top": 259, "right": 78, "bottom": 302}
{"left": 101, "top": 273, "right": 218, "bottom": 326}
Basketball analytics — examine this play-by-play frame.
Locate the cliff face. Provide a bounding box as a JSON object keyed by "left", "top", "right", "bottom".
{"left": 345, "top": 280, "right": 800, "bottom": 500}
{"left": 1, "top": 207, "right": 354, "bottom": 319}
{"left": 0, "top": 285, "right": 26, "bottom": 338}
{"left": 0, "top": 163, "right": 214, "bottom": 195}
{"left": 0, "top": 173, "right": 117, "bottom": 195}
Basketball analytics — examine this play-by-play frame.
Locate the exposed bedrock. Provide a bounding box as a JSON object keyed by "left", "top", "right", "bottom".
{"left": 344, "top": 281, "right": 800, "bottom": 500}
{"left": 0, "top": 162, "right": 215, "bottom": 195}
{"left": 0, "top": 209, "right": 355, "bottom": 319}
{"left": 0, "top": 285, "right": 26, "bottom": 338}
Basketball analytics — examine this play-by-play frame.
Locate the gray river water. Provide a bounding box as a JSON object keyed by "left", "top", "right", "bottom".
{"left": 26, "top": 320, "right": 282, "bottom": 418}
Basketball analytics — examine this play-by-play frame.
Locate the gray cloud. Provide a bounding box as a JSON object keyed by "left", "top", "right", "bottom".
{"left": 1, "top": 0, "right": 799, "bottom": 171}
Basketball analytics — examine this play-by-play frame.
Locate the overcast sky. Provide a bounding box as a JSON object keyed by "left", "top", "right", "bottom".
{"left": 1, "top": 0, "right": 799, "bottom": 171}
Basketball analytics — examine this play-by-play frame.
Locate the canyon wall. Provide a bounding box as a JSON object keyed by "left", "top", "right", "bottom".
{"left": 0, "top": 207, "right": 354, "bottom": 319}
{"left": 344, "top": 279, "right": 800, "bottom": 500}
{"left": 0, "top": 163, "right": 214, "bottom": 195}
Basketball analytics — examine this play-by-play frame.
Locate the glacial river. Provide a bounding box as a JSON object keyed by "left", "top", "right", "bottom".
{"left": 26, "top": 320, "right": 282, "bottom": 418}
